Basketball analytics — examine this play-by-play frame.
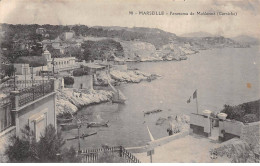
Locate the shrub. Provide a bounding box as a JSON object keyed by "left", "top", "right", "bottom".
{"left": 221, "top": 104, "right": 246, "bottom": 121}
{"left": 221, "top": 100, "right": 260, "bottom": 123}
{"left": 64, "top": 76, "right": 74, "bottom": 85}
{"left": 242, "top": 114, "right": 258, "bottom": 123}
{"left": 73, "top": 68, "right": 87, "bottom": 77}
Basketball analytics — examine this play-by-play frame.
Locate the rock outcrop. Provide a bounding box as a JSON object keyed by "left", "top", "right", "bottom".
{"left": 56, "top": 89, "right": 113, "bottom": 115}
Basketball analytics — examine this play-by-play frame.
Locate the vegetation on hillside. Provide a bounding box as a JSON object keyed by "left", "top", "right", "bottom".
{"left": 0, "top": 23, "right": 244, "bottom": 66}
{"left": 81, "top": 39, "right": 123, "bottom": 61}
{"left": 15, "top": 56, "right": 47, "bottom": 67}
{"left": 221, "top": 100, "right": 260, "bottom": 123}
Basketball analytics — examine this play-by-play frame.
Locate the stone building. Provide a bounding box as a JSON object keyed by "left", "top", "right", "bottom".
{"left": 42, "top": 50, "right": 76, "bottom": 72}
{"left": 0, "top": 80, "right": 57, "bottom": 161}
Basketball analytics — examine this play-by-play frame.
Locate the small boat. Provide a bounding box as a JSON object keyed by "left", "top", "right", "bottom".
{"left": 60, "top": 123, "right": 79, "bottom": 131}
{"left": 112, "top": 89, "right": 126, "bottom": 103}
{"left": 59, "top": 121, "right": 88, "bottom": 131}
{"left": 108, "top": 80, "right": 126, "bottom": 103}
{"left": 144, "top": 109, "right": 163, "bottom": 116}
{"left": 180, "top": 55, "right": 188, "bottom": 60}
{"left": 86, "top": 120, "right": 109, "bottom": 128}
{"left": 147, "top": 74, "right": 157, "bottom": 82}
{"left": 66, "top": 132, "right": 97, "bottom": 141}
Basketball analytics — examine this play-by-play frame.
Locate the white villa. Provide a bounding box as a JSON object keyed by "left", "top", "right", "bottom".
{"left": 42, "top": 50, "right": 76, "bottom": 72}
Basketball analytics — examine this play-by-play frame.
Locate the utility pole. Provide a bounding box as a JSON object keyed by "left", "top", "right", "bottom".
{"left": 31, "top": 67, "right": 34, "bottom": 86}
{"left": 13, "top": 68, "right": 16, "bottom": 91}
{"left": 77, "top": 125, "right": 81, "bottom": 152}
{"left": 195, "top": 90, "right": 199, "bottom": 114}
{"left": 52, "top": 57, "right": 55, "bottom": 76}
{"left": 24, "top": 66, "right": 27, "bottom": 88}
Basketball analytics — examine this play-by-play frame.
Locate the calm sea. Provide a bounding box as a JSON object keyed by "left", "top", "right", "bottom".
{"left": 63, "top": 47, "right": 260, "bottom": 149}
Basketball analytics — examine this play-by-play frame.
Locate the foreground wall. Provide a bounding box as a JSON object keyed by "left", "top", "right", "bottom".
{"left": 218, "top": 120, "right": 244, "bottom": 141}
{"left": 241, "top": 121, "right": 260, "bottom": 146}
{"left": 15, "top": 92, "right": 56, "bottom": 141}
{"left": 189, "top": 113, "right": 211, "bottom": 137}
{"left": 0, "top": 126, "right": 15, "bottom": 162}
{"left": 73, "top": 75, "right": 93, "bottom": 90}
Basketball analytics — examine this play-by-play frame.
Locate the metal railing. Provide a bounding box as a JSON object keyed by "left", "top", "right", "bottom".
{"left": 80, "top": 146, "right": 140, "bottom": 163}
{"left": 0, "top": 96, "right": 14, "bottom": 132}
{"left": 18, "top": 80, "right": 54, "bottom": 107}
{"left": 0, "top": 79, "right": 49, "bottom": 90}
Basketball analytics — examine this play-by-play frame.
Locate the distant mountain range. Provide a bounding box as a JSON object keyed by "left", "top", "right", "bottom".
{"left": 232, "top": 35, "right": 259, "bottom": 45}
{"left": 180, "top": 31, "right": 215, "bottom": 38}
{"left": 181, "top": 31, "right": 259, "bottom": 45}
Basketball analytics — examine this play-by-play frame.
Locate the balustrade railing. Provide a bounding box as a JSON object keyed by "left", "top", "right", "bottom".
{"left": 0, "top": 79, "right": 49, "bottom": 90}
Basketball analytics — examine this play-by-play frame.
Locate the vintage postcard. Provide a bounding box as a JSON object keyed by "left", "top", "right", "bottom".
{"left": 0, "top": 0, "right": 259, "bottom": 163}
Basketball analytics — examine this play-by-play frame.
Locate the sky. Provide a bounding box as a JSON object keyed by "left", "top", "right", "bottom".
{"left": 0, "top": 0, "right": 259, "bottom": 38}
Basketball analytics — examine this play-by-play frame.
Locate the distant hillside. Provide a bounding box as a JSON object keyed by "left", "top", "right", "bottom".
{"left": 86, "top": 26, "right": 177, "bottom": 49}
{"left": 181, "top": 31, "right": 215, "bottom": 38}
{"left": 0, "top": 23, "right": 248, "bottom": 63}
{"left": 232, "top": 35, "right": 259, "bottom": 45}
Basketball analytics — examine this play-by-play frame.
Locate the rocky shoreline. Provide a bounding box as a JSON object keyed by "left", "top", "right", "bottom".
{"left": 56, "top": 69, "right": 160, "bottom": 116}
{"left": 56, "top": 89, "right": 113, "bottom": 116}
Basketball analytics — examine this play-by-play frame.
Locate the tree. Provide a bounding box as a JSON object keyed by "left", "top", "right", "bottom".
{"left": 37, "top": 125, "right": 65, "bottom": 162}
{"left": 5, "top": 125, "right": 38, "bottom": 162}
{"left": 64, "top": 76, "right": 74, "bottom": 86}
{"left": 1, "top": 64, "right": 15, "bottom": 77}
{"left": 5, "top": 124, "right": 80, "bottom": 163}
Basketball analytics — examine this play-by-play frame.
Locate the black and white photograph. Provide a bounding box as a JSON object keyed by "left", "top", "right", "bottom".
{"left": 0, "top": 0, "right": 259, "bottom": 163}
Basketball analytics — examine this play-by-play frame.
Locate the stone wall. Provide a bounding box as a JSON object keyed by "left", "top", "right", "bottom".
{"left": 73, "top": 75, "right": 93, "bottom": 90}
{"left": 0, "top": 126, "right": 16, "bottom": 162}
{"left": 189, "top": 113, "right": 211, "bottom": 137}
{"left": 241, "top": 121, "right": 260, "bottom": 146}
{"left": 17, "top": 93, "right": 56, "bottom": 138}
{"left": 218, "top": 120, "right": 244, "bottom": 141}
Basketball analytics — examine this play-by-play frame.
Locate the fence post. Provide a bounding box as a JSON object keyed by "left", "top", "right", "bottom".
{"left": 119, "top": 146, "right": 123, "bottom": 157}
{"left": 43, "top": 82, "right": 45, "bottom": 95}
{"left": 10, "top": 91, "right": 19, "bottom": 110}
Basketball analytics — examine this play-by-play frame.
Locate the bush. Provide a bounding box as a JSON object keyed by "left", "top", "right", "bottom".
{"left": 242, "top": 114, "right": 258, "bottom": 123}
{"left": 73, "top": 68, "right": 87, "bottom": 77}
{"left": 221, "top": 104, "right": 246, "bottom": 121}
{"left": 64, "top": 76, "right": 74, "bottom": 85}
